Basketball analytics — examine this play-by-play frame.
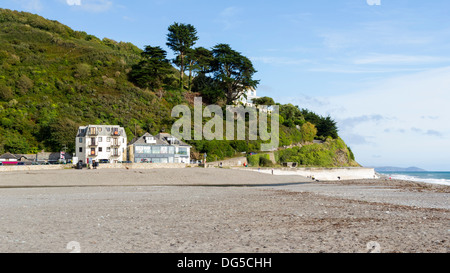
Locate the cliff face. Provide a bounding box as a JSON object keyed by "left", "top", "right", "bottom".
{"left": 275, "top": 138, "right": 360, "bottom": 168}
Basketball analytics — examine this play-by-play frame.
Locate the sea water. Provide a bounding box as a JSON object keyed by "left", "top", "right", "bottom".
{"left": 377, "top": 171, "right": 450, "bottom": 186}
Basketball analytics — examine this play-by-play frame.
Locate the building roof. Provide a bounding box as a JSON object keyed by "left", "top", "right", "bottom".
{"left": 129, "top": 132, "right": 169, "bottom": 146}
{"left": 0, "top": 153, "right": 18, "bottom": 160}
{"left": 76, "top": 125, "right": 126, "bottom": 138}
{"left": 155, "top": 133, "right": 191, "bottom": 147}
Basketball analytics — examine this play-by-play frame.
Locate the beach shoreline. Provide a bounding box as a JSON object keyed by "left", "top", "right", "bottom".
{"left": 0, "top": 168, "right": 448, "bottom": 253}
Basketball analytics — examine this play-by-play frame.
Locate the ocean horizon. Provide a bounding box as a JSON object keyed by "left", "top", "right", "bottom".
{"left": 377, "top": 171, "right": 450, "bottom": 186}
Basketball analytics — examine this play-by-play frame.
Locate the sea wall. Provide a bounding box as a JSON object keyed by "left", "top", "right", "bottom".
{"left": 98, "top": 163, "right": 189, "bottom": 169}
{"left": 0, "top": 163, "right": 190, "bottom": 172}
{"left": 207, "top": 157, "right": 247, "bottom": 168}
{"left": 0, "top": 165, "right": 67, "bottom": 172}
{"left": 240, "top": 167, "right": 377, "bottom": 181}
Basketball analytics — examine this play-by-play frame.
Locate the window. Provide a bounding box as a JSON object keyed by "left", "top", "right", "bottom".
{"left": 143, "top": 146, "right": 151, "bottom": 154}
{"left": 99, "top": 147, "right": 103, "bottom": 152}
{"left": 107, "top": 147, "right": 111, "bottom": 152}
{"left": 79, "top": 147, "right": 83, "bottom": 153}
{"left": 152, "top": 146, "right": 161, "bottom": 154}
{"left": 106, "top": 127, "right": 110, "bottom": 132}
{"left": 107, "top": 137, "right": 111, "bottom": 142}
{"left": 98, "top": 137, "right": 102, "bottom": 142}
{"left": 90, "top": 148, "right": 96, "bottom": 155}
{"left": 178, "top": 147, "right": 188, "bottom": 155}
{"left": 135, "top": 146, "right": 144, "bottom": 154}
{"left": 79, "top": 138, "right": 83, "bottom": 143}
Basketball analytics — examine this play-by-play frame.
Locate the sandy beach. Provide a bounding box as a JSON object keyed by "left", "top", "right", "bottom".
{"left": 0, "top": 168, "right": 448, "bottom": 253}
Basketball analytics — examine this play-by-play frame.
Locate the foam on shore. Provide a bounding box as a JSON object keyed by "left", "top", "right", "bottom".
{"left": 243, "top": 167, "right": 377, "bottom": 181}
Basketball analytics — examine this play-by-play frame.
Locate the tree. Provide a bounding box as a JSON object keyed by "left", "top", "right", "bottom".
{"left": 192, "top": 73, "right": 224, "bottom": 104}
{"left": 252, "top": 96, "right": 275, "bottom": 106}
{"left": 280, "top": 104, "right": 304, "bottom": 127}
{"left": 317, "top": 116, "right": 339, "bottom": 139}
{"left": 129, "top": 46, "right": 172, "bottom": 91}
{"left": 166, "top": 22, "right": 199, "bottom": 89}
{"left": 184, "top": 47, "right": 214, "bottom": 91}
{"left": 210, "top": 43, "right": 259, "bottom": 105}
{"left": 301, "top": 122, "right": 317, "bottom": 142}
{"left": 47, "top": 117, "right": 78, "bottom": 153}
{"left": 190, "top": 47, "right": 214, "bottom": 74}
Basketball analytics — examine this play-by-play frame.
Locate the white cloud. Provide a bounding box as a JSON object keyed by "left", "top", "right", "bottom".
{"left": 251, "top": 56, "right": 312, "bottom": 66}
{"left": 66, "top": 0, "right": 81, "bottom": 6}
{"left": 281, "top": 66, "right": 450, "bottom": 170}
{"left": 65, "top": 0, "right": 112, "bottom": 12}
{"left": 216, "top": 6, "right": 243, "bottom": 30}
{"left": 353, "top": 54, "right": 450, "bottom": 65}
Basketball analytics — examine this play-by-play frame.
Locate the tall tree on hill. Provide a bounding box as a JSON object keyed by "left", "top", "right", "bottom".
{"left": 166, "top": 22, "right": 199, "bottom": 90}
{"left": 184, "top": 47, "right": 214, "bottom": 92}
{"left": 129, "top": 46, "right": 172, "bottom": 91}
{"left": 317, "top": 116, "right": 339, "bottom": 139}
{"left": 210, "top": 43, "right": 259, "bottom": 105}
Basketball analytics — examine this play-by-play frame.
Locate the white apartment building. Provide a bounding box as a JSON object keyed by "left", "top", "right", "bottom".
{"left": 75, "top": 125, "right": 127, "bottom": 164}
{"left": 235, "top": 88, "right": 273, "bottom": 113}
{"left": 237, "top": 87, "right": 259, "bottom": 107}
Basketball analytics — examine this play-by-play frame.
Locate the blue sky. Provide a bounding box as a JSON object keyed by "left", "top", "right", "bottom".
{"left": 3, "top": 0, "right": 450, "bottom": 170}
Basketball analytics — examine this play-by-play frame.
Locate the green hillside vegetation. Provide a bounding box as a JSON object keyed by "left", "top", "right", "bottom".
{"left": 275, "top": 137, "right": 359, "bottom": 167}
{"left": 0, "top": 9, "right": 358, "bottom": 167}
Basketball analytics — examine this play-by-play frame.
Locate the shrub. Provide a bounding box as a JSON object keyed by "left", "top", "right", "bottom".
{"left": 301, "top": 122, "right": 317, "bottom": 142}
{"left": 247, "top": 153, "right": 273, "bottom": 167}
{"left": 0, "top": 85, "right": 13, "bottom": 101}
{"left": 16, "top": 75, "right": 33, "bottom": 95}
{"left": 247, "top": 154, "right": 260, "bottom": 167}
{"left": 74, "top": 63, "right": 91, "bottom": 78}
{"left": 259, "top": 155, "right": 273, "bottom": 167}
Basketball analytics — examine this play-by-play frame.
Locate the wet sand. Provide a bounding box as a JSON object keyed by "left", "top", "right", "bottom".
{"left": 0, "top": 168, "right": 448, "bottom": 253}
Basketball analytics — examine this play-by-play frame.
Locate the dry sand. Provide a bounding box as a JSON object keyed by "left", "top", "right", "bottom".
{"left": 0, "top": 168, "right": 448, "bottom": 253}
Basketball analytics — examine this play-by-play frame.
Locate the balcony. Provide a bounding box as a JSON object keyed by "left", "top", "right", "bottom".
{"left": 111, "top": 153, "right": 121, "bottom": 157}
{"left": 89, "top": 141, "right": 98, "bottom": 147}
{"left": 111, "top": 130, "right": 122, "bottom": 137}
{"left": 110, "top": 141, "right": 121, "bottom": 148}
{"left": 88, "top": 152, "right": 98, "bottom": 157}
